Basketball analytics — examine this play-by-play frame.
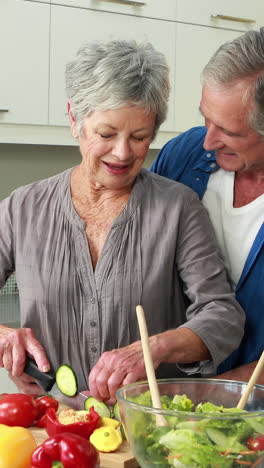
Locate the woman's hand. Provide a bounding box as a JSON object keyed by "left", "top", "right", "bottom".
{"left": 88, "top": 328, "right": 210, "bottom": 402}
{"left": 88, "top": 336, "right": 162, "bottom": 402}
{"left": 8, "top": 372, "right": 43, "bottom": 394}
{"left": 0, "top": 325, "right": 50, "bottom": 378}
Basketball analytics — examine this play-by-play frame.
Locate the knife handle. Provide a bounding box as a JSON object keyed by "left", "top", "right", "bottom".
{"left": 24, "top": 356, "right": 55, "bottom": 392}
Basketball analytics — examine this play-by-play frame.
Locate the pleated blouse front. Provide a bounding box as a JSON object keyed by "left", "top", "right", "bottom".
{"left": 0, "top": 167, "right": 244, "bottom": 390}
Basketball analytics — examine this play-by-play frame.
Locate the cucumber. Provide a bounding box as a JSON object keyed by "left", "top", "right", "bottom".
{"left": 113, "top": 401, "right": 127, "bottom": 440}
{"left": 113, "top": 401, "right": 121, "bottom": 420}
{"left": 84, "top": 396, "right": 111, "bottom": 418}
{"left": 55, "top": 364, "right": 78, "bottom": 397}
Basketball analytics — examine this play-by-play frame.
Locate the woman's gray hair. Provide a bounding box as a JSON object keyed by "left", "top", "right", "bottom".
{"left": 65, "top": 39, "right": 170, "bottom": 137}
{"left": 202, "top": 27, "right": 264, "bottom": 136}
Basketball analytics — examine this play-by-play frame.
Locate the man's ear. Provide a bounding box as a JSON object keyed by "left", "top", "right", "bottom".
{"left": 67, "top": 101, "right": 78, "bottom": 138}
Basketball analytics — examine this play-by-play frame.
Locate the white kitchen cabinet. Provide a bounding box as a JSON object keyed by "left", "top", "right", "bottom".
{"left": 50, "top": 0, "right": 176, "bottom": 21}
{"left": 0, "top": 0, "right": 49, "bottom": 125}
{"left": 49, "top": 5, "right": 176, "bottom": 132}
{"left": 176, "top": 0, "right": 262, "bottom": 32}
{"left": 25, "top": 0, "right": 50, "bottom": 3}
{"left": 174, "top": 23, "right": 242, "bottom": 132}
{"left": 1, "top": 0, "right": 261, "bottom": 146}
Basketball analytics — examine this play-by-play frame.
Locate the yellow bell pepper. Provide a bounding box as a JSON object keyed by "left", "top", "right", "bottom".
{"left": 0, "top": 424, "right": 37, "bottom": 468}
{"left": 99, "top": 417, "right": 120, "bottom": 429}
{"left": 90, "top": 426, "right": 122, "bottom": 452}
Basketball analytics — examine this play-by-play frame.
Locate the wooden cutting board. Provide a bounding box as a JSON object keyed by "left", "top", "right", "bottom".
{"left": 29, "top": 403, "right": 139, "bottom": 468}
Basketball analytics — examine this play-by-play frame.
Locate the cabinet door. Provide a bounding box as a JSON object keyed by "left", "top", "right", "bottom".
{"left": 50, "top": 0, "right": 176, "bottom": 21}
{"left": 49, "top": 5, "right": 176, "bottom": 131}
{"left": 25, "top": 0, "right": 50, "bottom": 3}
{"left": 174, "top": 24, "right": 241, "bottom": 132}
{"left": 176, "top": 0, "right": 262, "bottom": 32}
{"left": 0, "top": 1, "right": 49, "bottom": 125}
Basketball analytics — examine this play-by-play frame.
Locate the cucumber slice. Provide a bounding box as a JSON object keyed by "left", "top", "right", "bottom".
{"left": 84, "top": 396, "right": 111, "bottom": 418}
{"left": 113, "top": 401, "right": 121, "bottom": 420}
{"left": 113, "top": 402, "right": 127, "bottom": 440}
{"left": 56, "top": 364, "right": 78, "bottom": 396}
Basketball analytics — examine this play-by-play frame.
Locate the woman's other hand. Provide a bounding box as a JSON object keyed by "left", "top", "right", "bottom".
{"left": 0, "top": 325, "right": 50, "bottom": 377}
{"left": 88, "top": 328, "right": 210, "bottom": 402}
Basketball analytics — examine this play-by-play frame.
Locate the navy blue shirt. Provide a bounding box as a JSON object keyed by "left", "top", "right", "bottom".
{"left": 150, "top": 126, "right": 264, "bottom": 373}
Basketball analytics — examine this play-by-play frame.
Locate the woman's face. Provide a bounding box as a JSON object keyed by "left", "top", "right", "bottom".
{"left": 71, "top": 106, "right": 156, "bottom": 190}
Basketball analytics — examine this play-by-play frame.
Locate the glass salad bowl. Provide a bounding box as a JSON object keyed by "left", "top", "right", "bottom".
{"left": 116, "top": 378, "right": 264, "bottom": 468}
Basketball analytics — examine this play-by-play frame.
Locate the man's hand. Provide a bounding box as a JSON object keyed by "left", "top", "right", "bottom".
{"left": 0, "top": 325, "right": 50, "bottom": 377}
{"left": 216, "top": 361, "right": 264, "bottom": 385}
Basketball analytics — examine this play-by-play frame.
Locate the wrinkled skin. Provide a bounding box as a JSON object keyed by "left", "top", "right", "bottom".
{"left": 89, "top": 339, "right": 154, "bottom": 404}
{"left": 88, "top": 328, "right": 209, "bottom": 403}
{"left": 0, "top": 325, "right": 50, "bottom": 393}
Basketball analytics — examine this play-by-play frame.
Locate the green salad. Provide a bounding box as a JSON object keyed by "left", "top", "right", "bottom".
{"left": 127, "top": 392, "right": 264, "bottom": 468}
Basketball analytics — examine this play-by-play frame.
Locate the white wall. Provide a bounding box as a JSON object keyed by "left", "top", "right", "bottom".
{"left": 0, "top": 368, "right": 18, "bottom": 393}
{"left": 0, "top": 143, "right": 158, "bottom": 200}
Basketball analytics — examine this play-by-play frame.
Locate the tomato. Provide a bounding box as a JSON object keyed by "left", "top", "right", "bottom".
{"left": 247, "top": 434, "right": 264, "bottom": 451}
{"left": 34, "top": 395, "right": 59, "bottom": 419}
{"left": 0, "top": 393, "right": 37, "bottom": 427}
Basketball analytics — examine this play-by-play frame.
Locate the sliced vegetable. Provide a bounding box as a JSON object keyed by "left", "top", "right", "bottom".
{"left": 90, "top": 426, "right": 123, "bottom": 452}
{"left": 31, "top": 432, "right": 99, "bottom": 468}
{"left": 0, "top": 393, "right": 37, "bottom": 427}
{"left": 0, "top": 423, "right": 37, "bottom": 468}
{"left": 84, "top": 397, "right": 111, "bottom": 418}
{"left": 113, "top": 401, "right": 121, "bottom": 420}
{"left": 113, "top": 401, "right": 127, "bottom": 440}
{"left": 56, "top": 364, "right": 78, "bottom": 396}
{"left": 45, "top": 406, "right": 100, "bottom": 439}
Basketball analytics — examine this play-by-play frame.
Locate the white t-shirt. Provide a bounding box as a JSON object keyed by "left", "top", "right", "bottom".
{"left": 203, "top": 169, "right": 264, "bottom": 290}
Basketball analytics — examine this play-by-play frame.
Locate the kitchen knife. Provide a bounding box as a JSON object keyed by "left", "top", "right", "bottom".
{"left": 24, "top": 355, "right": 91, "bottom": 408}
{"left": 24, "top": 355, "right": 56, "bottom": 392}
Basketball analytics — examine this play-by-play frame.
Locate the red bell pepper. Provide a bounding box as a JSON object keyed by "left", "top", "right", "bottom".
{"left": 34, "top": 395, "right": 59, "bottom": 419}
{"left": 31, "top": 433, "right": 99, "bottom": 468}
{"left": 45, "top": 407, "right": 100, "bottom": 439}
{"left": 33, "top": 395, "right": 60, "bottom": 427}
{"left": 0, "top": 393, "right": 37, "bottom": 427}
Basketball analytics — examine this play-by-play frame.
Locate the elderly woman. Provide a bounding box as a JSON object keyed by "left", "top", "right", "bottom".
{"left": 0, "top": 40, "right": 244, "bottom": 401}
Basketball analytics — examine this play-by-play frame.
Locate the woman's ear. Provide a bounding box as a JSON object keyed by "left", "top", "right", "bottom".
{"left": 67, "top": 101, "right": 78, "bottom": 139}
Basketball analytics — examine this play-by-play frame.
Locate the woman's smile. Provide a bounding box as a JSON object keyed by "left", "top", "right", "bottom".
{"left": 103, "top": 161, "right": 131, "bottom": 175}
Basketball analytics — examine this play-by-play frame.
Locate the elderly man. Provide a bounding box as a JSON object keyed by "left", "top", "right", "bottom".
{"left": 150, "top": 28, "right": 264, "bottom": 383}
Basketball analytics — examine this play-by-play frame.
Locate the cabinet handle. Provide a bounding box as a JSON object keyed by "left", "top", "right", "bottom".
{"left": 211, "top": 14, "right": 256, "bottom": 24}
{"left": 98, "top": 0, "right": 145, "bottom": 5}
{"left": 0, "top": 109, "right": 9, "bottom": 113}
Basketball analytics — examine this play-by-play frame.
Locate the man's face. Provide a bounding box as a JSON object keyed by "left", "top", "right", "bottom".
{"left": 200, "top": 82, "right": 264, "bottom": 172}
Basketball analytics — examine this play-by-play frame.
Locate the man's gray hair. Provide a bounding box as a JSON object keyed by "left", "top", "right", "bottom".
{"left": 65, "top": 39, "right": 170, "bottom": 137}
{"left": 202, "top": 27, "right": 264, "bottom": 136}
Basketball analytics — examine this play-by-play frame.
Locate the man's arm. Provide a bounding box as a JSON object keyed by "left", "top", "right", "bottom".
{"left": 216, "top": 361, "right": 264, "bottom": 384}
